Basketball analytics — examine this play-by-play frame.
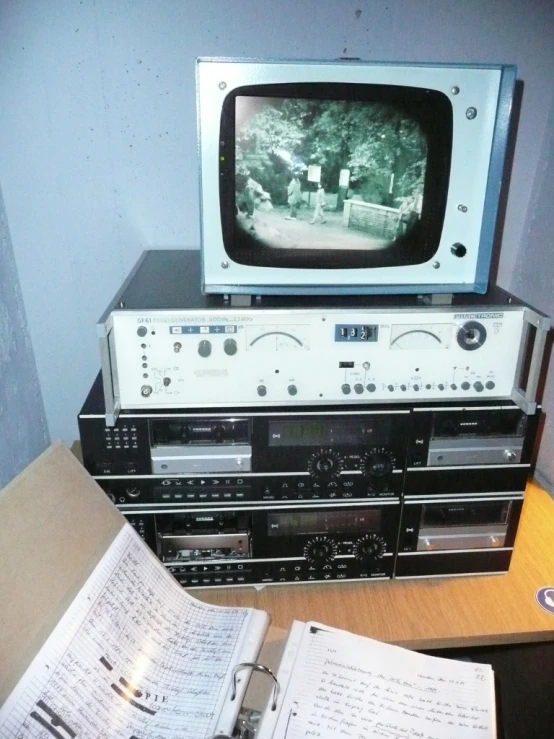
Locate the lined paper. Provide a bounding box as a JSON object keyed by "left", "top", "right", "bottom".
{"left": 0, "top": 524, "right": 265, "bottom": 739}
{"left": 270, "top": 622, "right": 495, "bottom": 739}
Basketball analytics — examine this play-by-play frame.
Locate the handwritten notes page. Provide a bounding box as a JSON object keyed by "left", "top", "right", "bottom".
{"left": 267, "top": 622, "right": 495, "bottom": 739}
{"left": 0, "top": 524, "right": 268, "bottom": 739}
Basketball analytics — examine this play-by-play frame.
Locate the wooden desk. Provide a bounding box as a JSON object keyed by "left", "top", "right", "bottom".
{"left": 195, "top": 481, "right": 554, "bottom": 650}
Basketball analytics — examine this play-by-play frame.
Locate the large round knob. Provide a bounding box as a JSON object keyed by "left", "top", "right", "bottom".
{"left": 224, "top": 338, "right": 238, "bottom": 356}
{"left": 198, "top": 339, "right": 212, "bottom": 358}
{"left": 303, "top": 536, "right": 337, "bottom": 564}
{"left": 307, "top": 450, "right": 343, "bottom": 479}
{"left": 353, "top": 534, "right": 386, "bottom": 562}
{"left": 457, "top": 320, "right": 486, "bottom": 351}
{"left": 360, "top": 448, "right": 395, "bottom": 479}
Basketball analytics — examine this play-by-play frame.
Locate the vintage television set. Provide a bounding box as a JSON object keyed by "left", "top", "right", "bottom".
{"left": 197, "top": 58, "right": 516, "bottom": 296}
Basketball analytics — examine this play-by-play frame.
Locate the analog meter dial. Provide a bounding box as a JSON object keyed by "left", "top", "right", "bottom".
{"left": 246, "top": 325, "right": 311, "bottom": 351}
{"left": 390, "top": 324, "right": 452, "bottom": 350}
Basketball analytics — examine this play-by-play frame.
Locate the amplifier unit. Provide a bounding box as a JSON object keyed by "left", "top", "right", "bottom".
{"left": 96, "top": 251, "right": 549, "bottom": 424}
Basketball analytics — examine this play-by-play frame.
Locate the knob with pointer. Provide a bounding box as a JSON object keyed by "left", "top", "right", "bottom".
{"left": 303, "top": 536, "right": 337, "bottom": 564}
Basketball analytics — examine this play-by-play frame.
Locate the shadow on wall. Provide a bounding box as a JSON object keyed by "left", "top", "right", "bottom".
{"left": 0, "top": 185, "right": 50, "bottom": 488}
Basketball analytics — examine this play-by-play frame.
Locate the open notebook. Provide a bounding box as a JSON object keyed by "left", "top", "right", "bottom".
{"left": 0, "top": 523, "right": 497, "bottom": 739}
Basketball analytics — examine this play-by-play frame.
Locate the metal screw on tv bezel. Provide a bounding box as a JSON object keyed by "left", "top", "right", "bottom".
{"left": 221, "top": 261, "right": 229, "bottom": 269}
{"left": 466, "top": 107, "right": 478, "bottom": 120}
{"left": 432, "top": 261, "right": 440, "bottom": 269}
{"left": 458, "top": 204, "right": 468, "bottom": 213}
{"left": 451, "top": 86, "right": 460, "bottom": 95}
{"left": 219, "top": 81, "right": 227, "bottom": 90}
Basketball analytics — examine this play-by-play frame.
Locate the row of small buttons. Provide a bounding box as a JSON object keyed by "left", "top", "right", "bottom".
{"left": 383, "top": 381, "right": 496, "bottom": 393}
{"left": 159, "top": 477, "right": 248, "bottom": 487}
{"left": 264, "top": 479, "right": 358, "bottom": 492}
{"left": 155, "top": 487, "right": 249, "bottom": 503}
{"left": 262, "top": 490, "right": 371, "bottom": 501}
{"left": 168, "top": 562, "right": 249, "bottom": 573}
{"left": 103, "top": 424, "right": 137, "bottom": 436}
{"left": 260, "top": 561, "right": 386, "bottom": 583}
{"left": 177, "top": 574, "right": 248, "bottom": 586}
{"left": 170, "top": 564, "right": 251, "bottom": 587}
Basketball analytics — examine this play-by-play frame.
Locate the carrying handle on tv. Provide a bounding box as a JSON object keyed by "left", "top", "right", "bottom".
{"left": 511, "top": 307, "right": 550, "bottom": 415}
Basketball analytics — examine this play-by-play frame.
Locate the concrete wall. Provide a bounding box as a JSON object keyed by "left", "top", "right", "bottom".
{"left": 0, "top": 185, "right": 49, "bottom": 487}
{"left": 0, "top": 0, "right": 553, "bottom": 481}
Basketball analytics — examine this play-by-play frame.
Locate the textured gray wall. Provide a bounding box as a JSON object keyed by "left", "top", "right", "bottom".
{"left": 0, "top": 0, "right": 553, "bottom": 471}
{"left": 0, "top": 185, "right": 49, "bottom": 487}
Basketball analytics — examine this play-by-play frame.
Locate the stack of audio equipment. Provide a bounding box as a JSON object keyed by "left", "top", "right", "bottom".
{"left": 77, "top": 250, "right": 548, "bottom": 589}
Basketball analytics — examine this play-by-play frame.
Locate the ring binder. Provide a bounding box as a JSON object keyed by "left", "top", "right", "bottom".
{"left": 231, "top": 662, "right": 280, "bottom": 711}
{"left": 208, "top": 708, "right": 262, "bottom": 739}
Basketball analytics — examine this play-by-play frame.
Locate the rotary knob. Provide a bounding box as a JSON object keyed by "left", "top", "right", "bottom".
{"left": 198, "top": 339, "right": 212, "bottom": 358}
{"left": 307, "top": 449, "right": 343, "bottom": 479}
{"left": 303, "top": 536, "right": 337, "bottom": 564}
{"left": 360, "top": 448, "right": 395, "bottom": 479}
{"left": 353, "top": 534, "right": 386, "bottom": 562}
{"left": 223, "top": 338, "right": 238, "bottom": 356}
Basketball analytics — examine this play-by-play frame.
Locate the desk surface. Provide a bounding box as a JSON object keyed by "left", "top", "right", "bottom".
{"left": 195, "top": 482, "right": 554, "bottom": 650}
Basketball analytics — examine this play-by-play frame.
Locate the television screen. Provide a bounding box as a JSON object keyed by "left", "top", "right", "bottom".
{"left": 197, "top": 59, "right": 516, "bottom": 295}
{"left": 224, "top": 83, "right": 451, "bottom": 270}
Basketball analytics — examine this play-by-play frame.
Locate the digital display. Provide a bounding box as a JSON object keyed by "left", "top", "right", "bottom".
{"left": 267, "top": 509, "right": 381, "bottom": 537}
{"left": 268, "top": 419, "right": 389, "bottom": 447}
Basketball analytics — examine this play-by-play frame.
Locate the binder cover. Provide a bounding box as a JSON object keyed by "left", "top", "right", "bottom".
{"left": 0, "top": 442, "right": 126, "bottom": 704}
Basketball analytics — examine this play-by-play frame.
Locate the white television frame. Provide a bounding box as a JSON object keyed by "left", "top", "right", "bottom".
{"left": 197, "top": 58, "right": 516, "bottom": 296}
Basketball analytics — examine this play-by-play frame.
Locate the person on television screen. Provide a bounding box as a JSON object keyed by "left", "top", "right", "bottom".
{"left": 285, "top": 175, "right": 302, "bottom": 220}
{"left": 310, "top": 183, "right": 327, "bottom": 225}
{"left": 244, "top": 172, "right": 266, "bottom": 219}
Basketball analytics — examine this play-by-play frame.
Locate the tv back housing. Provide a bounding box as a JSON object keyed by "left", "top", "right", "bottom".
{"left": 197, "top": 57, "right": 516, "bottom": 296}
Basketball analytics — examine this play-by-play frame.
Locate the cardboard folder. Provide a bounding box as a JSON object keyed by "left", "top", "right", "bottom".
{"left": 0, "top": 442, "right": 124, "bottom": 705}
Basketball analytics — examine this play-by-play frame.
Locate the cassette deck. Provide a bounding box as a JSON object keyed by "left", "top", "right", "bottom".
{"left": 79, "top": 373, "right": 539, "bottom": 586}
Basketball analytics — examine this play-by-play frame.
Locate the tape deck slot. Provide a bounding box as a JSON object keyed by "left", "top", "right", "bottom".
{"left": 157, "top": 511, "right": 251, "bottom": 562}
